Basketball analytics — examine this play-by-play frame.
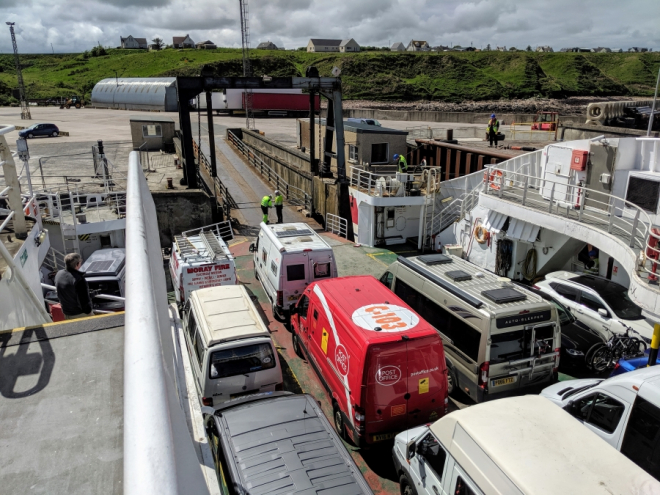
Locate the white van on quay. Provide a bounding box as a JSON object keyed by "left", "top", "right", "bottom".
{"left": 250, "top": 222, "right": 337, "bottom": 323}
{"left": 393, "top": 395, "right": 660, "bottom": 495}
{"left": 181, "top": 285, "right": 283, "bottom": 408}
{"left": 541, "top": 366, "right": 660, "bottom": 480}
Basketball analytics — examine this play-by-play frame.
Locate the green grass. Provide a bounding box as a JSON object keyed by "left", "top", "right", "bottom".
{"left": 0, "top": 48, "right": 658, "bottom": 104}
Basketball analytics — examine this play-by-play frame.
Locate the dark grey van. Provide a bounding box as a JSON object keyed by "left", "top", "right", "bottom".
{"left": 204, "top": 392, "right": 373, "bottom": 494}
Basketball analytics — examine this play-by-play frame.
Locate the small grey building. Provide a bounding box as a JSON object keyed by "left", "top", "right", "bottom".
{"left": 257, "top": 41, "right": 278, "bottom": 50}
{"left": 130, "top": 115, "right": 176, "bottom": 151}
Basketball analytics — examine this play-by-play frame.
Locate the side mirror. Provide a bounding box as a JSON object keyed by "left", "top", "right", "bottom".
{"left": 598, "top": 308, "right": 609, "bottom": 318}
{"left": 249, "top": 243, "right": 256, "bottom": 253}
{"left": 406, "top": 440, "right": 417, "bottom": 460}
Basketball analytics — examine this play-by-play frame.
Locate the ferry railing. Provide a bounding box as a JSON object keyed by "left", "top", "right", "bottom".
{"left": 483, "top": 164, "right": 660, "bottom": 283}
{"left": 349, "top": 166, "right": 434, "bottom": 197}
{"left": 325, "top": 213, "right": 347, "bottom": 238}
{"left": 182, "top": 220, "right": 234, "bottom": 242}
{"left": 226, "top": 130, "right": 312, "bottom": 212}
{"left": 124, "top": 151, "right": 210, "bottom": 495}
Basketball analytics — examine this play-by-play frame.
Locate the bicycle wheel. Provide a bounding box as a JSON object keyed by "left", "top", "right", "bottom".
{"left": 625, "top": 338, "right": 647, "bottom": 357}
{"left": 585, "top": 342, "right": 605, "bottom": 368}
{"left": 590, "top": 346, "right": 614, "bottom": 372}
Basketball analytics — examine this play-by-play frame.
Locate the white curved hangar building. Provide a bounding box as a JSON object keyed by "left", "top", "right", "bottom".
{"left": 91, "top": 77, "right": 178, "bottom": 111}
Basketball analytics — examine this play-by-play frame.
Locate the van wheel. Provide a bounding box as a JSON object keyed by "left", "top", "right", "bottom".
{"left": 292, "top": 333, "right": 304, "bottom": 359}
{"left": 399, "top": 474, "right": 417, "bottom": 495}
{"left": 254, "top": 267, "right": 259, "bottom": 281}
{"left": 272, "top": 304, "right": 288, "bottom": 323}
{"left": 333, "top": 403, "right": 347, "bottom": 441}
{"left": 447, "top": 366, "right": 458, "bottom": 397}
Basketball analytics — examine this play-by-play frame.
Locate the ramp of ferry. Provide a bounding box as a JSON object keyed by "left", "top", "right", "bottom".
{"left": 0, "top": 313, "right": 124, "bottom": 494}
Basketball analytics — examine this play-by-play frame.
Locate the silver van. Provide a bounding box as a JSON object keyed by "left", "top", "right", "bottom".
{"left": 381, "top": 254, "right": 560, "bottom": 402}
{"left": 182, "top": 285, "right": 283, "bottom": 407}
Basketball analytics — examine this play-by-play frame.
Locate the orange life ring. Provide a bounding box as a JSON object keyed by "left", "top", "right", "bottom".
{"left": 488, "top": 169, "right": 503, "bottom": 190}
{"left": 474, "top": 225, "right": 490, "bottom": 244}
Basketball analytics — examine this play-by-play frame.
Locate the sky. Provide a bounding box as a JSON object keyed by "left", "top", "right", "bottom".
{"left": 0, "top": 0, "right": 658, "bottom": 54}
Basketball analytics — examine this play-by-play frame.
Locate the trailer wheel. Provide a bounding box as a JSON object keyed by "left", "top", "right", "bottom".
{"left": 292, "top": 333, "right": 304, "bottom": 359}
{"left": 447, "top": 365, "right": 458, "bottom": 397}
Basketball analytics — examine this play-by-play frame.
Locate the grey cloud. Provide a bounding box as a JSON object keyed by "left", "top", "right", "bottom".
{"left": 0, "top": 0, "right": 657, "bottom": 53}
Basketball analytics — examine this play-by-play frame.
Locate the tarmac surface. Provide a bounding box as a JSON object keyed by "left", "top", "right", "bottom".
{"left": 0, "top": 313, "right": 124, "bottom": 495}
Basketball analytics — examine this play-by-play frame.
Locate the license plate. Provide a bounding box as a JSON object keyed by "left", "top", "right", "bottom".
{"left": 373, "top": 432, "right": 397, "bottom": 442}
{"left": 491, "top": 376, "right": 516, "bottom": 387}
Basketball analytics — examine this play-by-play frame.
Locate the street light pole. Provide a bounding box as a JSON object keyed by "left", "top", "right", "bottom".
{"left": 6, "top": 22, "right": 31, "bottom": 120}
{"left": 647, "top": 67, "right": 660, "bottom": 137}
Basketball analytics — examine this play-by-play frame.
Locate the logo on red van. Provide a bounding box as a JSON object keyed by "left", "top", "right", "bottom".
{"left": 376, "top": 365, "right": 401, "bottom": 386}
{"left": 335, "top": 344, "right": 349, "bottom": 376}
{"left": 352, "top": 304, "right": 419, "bottom": 332}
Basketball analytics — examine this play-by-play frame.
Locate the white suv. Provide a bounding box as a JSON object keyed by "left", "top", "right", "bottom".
{"left": 535, "top": 271, "right": 652, "bottom": 342}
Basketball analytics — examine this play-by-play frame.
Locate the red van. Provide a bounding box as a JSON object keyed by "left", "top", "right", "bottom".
{"left": 290, "top": 275, "right": 449, "bottom": 446}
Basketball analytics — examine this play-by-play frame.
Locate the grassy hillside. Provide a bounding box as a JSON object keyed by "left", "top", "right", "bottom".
{"left": 0, "top": 48, "right": 658, "bottom": 104}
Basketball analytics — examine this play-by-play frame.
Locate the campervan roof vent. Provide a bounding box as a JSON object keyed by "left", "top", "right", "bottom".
{"left": 276, "top": 228, "right": 314, "bottom": 238}
{"left": 418, "top": 254, "right": 452, "bottom": 266}
{"left": 446, "top": 270, "right": 472, "bottom": 282}
{"left": 481, "top": 288, "right": 527, "bottom": 304}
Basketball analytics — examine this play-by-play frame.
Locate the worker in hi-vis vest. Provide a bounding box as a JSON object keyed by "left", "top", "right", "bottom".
{"left": 487, "top": 113, "right": 500, "bottom": 147}
{"left": 274, "top": 190, "right": 284, "bottom": 224}
{"left": 261, "top": 195, "right": 273, "bottom": 224}
{"left": 393, "top": 153, "right": 408, "bottom": 173}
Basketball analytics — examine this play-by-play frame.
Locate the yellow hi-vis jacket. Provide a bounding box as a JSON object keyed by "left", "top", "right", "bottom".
{"left": 261, "top": 196, "right": 272, "bottom": 207}
{"left": 487, "top": 119, "right": 500, "bottom": 133}
{"left": 274, "top": 195, "right": 283, "bottom": 206}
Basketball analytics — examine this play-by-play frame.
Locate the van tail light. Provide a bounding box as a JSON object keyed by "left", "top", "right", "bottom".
{"left": 553, "top": 348, "right": 560, "bottom": 373}
{"left": 532, "top": 285, "right": 541, "bottom": 290}
{"left": 478, "top": 362, "right": 489, "bottom": 390}
{"left": 276, "top": 290, "right": 283, "bottom": 307}
{"left": 354, "top": 406, "right": 366, "bottom": 434}
{"left": 303, "top": 248, "right": 312, "bottom": 252}
{"left": 613, "top": 362, "right": 620, "bottom": 372}
{"left": 275, "top": 383, "right": 283, "bottom": 391}
{"left": 202, "top": 397, "right": 213, "bottom": 407}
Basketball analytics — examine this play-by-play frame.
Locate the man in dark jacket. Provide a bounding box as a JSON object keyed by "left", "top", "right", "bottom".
{"left": 55, "top": 253, "right": 93, "bottom": 319}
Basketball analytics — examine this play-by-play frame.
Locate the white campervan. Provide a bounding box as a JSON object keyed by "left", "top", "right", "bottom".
{"left": 381, "top": 254, "right": 560, "bottom": 402}
{"left": 251, "top": 222, "right": 337, "bottom": 322}
{"left": 393, "top": 395, "right": 660, "bottom": 495}
{"left": 541, "top": 366, "right": 660, "bottom": 479}
{"left": 182, "top": 285, "right": 283, "bottom": 408}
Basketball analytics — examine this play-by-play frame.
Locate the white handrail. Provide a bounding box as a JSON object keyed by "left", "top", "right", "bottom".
{"left": 124, "top": 151, "right": 209, "bottom": 495}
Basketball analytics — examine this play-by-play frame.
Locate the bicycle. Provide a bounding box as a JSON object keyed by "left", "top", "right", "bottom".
{"left": 586, "top": 327, "right": 647, "bottom": 372}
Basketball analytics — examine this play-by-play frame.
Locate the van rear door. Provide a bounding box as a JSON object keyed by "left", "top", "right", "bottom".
{"left": 282, "top": 257, "right": 308, "bottom": 309}
{"left": 488, "top": 323, "right": 557, "bottom": 394}
{"left": 405, "top": 335, "right": 447, "bottom": 425}
{"left": 309, "top": 251, "right": 334, "bottom": 283}
{"left": 364, "top": 336, "right": 446, "bottom": 441}
{"left": 364, "top": 341, "right": 409, "bottom": 442}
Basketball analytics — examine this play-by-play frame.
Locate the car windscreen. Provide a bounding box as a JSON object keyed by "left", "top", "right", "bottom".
{"left": 600, "top": 288, "right": 644, "bottom": 320}
{"left": 572, "top": 276, "right": 643, "bottom": 320}
{"left": 490, "top": 325, "right": 554, "bottom": 364}
{"left": 209, "top": 343, "right": 276, "bottom": 379}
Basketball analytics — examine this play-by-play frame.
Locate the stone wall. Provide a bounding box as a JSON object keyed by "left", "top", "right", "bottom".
{"left": 152, "top": 189, "right": 215, "bottom": 247}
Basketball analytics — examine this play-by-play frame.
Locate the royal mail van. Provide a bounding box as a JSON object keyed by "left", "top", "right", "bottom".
{"left": 290, "top": 275, "right": 449, "bottom": 446}
{"left": 251, "top": 222, "right": 337, "bottom": 322}
{"left": 170, "top": 221, "right": 236, "bottom": 305}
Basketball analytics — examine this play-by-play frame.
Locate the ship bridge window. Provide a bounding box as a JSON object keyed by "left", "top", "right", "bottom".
{"left": 626, "top": 176, "right": 660, "bottom": 213}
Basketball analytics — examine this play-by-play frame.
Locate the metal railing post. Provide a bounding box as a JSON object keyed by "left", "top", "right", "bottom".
{"left": 608, "top": 205, "right": 615, "bottom": 234}
{"left": 578, "top": 186, "right": 586, "bottom": 222}
{"left": 521, "top": 175, "right": 528, "bottom": 206}
{"left": 498, "top": 172, "right": 504, "bottom": 199}
{"left": 630, "top": 209, "right": 640, "bottom": 248}
{"left": 548, "top": 183, "right": 555, "bottom": 213}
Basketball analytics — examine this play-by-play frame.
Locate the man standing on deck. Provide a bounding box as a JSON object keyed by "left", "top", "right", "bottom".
{"left": 261, "top": 195, "right": 273, "bottom": 224}
{"left": 55, "top": 253, "right": 93, "bottom": 320}
{"left": 274, "top": 190, "right": 284, "bottom": 224}
{"left": 487, "top": 114, "right": 500, "bottom": 147}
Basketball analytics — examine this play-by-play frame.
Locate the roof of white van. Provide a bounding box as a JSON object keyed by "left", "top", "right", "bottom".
{"left": 404, "top": 254, "right": 547, "bottom": 313}
{"left": 430, "top": 395, "right": 660, "bottom": 495}
{"left": 191, "top": 285, "right": 270, "bottom": 347}
{"left": 261, "top": 222, "right": 332, "bottom": 252}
